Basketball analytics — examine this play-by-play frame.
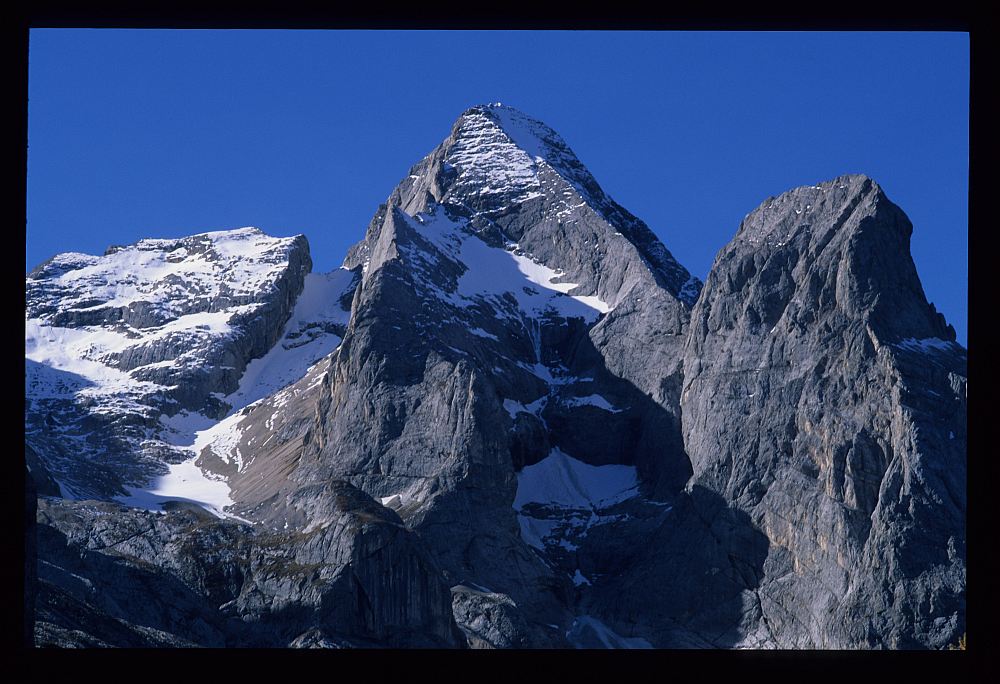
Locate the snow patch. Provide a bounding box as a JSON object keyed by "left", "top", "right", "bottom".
{"left": 393, "top": 203, "right": 614, "bottom": 324}
{"left": 503, "top": 399, "right": 527, "bottom": 419}
{"left": 503, "top": 396, "right": 547, "bottom": 420}
{"left": 36, "top": 227, "right": 298, "bottom": 313}
{"left": 514, "top": 448, "right": 639, "bottom": 511}
{"left": 566, "top": 616, "right": 652, "bottom": 649}
{"left": 116, "top": 458, "right": 235, "bottom": 519}
{"left": 223, "top": 269, "right": 353, "bottom": 411}
{"left": 469, "top": 327, "right": 499, "bottom": 341}
{"left": 454, "top": 232, "right": 611, "bottom": 322}
{"left": 895, "top": 337, "right": 961, "bottom": 354}
{"left": 562, "top": 394, "right": 621, "bottom": 413}
{"left": 512, "top": 449, "right": 658, "bottom": 556}
{"left": 517, "top": 515, "right": 562, "bottom": 551}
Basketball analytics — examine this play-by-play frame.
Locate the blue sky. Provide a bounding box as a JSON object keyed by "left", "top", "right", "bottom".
{"left": 27, "top": 30, "right": 968, "bottom": 344}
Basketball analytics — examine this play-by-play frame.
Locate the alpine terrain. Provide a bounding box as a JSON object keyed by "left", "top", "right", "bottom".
{"left": 24, "top": 104, "right": 966, "bottom": 649}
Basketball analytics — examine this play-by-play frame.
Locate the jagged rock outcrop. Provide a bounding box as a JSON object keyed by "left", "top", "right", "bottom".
{"left": 579, "top": 175, "right": 965, "bottom": 649}
{"left": 33, "top": 485, "right": 463, "bottom": 648}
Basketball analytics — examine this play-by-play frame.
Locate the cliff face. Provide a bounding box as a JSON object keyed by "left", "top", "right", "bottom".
{"left": 678, "top": 175, "right": 966, "bottom": 648}
{"left": 25, "top": 106, "right": 965, "bottom": 649}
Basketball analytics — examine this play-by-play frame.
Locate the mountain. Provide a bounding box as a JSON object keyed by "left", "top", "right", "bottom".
{"left": 24, "top": 104, "right": 965, "bottom": 649}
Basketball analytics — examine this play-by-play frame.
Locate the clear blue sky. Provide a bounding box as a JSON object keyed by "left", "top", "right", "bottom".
{"left": 27, "top": 30, "right": 968, "bottom": 344}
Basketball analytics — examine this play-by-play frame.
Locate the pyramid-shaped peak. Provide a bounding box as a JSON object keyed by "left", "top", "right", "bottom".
{"left": 365, "top": 103, "right": 701, "bottom": 307}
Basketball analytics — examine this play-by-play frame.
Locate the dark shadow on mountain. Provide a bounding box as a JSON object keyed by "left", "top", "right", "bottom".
{"left": 25, "top": 359, "right": 169, "bottom": 500}
{"left": 25, "top": 358, "right": 96, "bottom": 394}
{"left": 25, "top": 468, "right": 38, "bottom": 647}
{"left": 486, "top": 310, "right": 771, "bottom": 647}
{"left": 529, "top": 312, "right": 691, "bottom": 496}
{"left": 34, "top": 522, "right": 230, "bottom": 647}
{"left": 34, "top": 506, "right": 462, "bottom": 648}
{"left": 579, "top": 485, "right": 770, "bottom": 648}
{"left": 25, "top": 443, "right": 62, "bottom": 497}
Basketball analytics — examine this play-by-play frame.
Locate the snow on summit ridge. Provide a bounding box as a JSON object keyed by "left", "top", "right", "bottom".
{"left": 445, "top": 103, "right": 600, "bottom": 209}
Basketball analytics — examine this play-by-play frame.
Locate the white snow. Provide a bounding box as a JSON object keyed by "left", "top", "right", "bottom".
{"left": 566, "top": 616, "right": 652, "bottom": 649}
{"left": 572, "top": 570, "right": 592, "bottom": 587}
{"left": 116, "top": 458, "right": 235, "bottom": 519}
{"left": 444, "top": 107, "right": 543, "bottom": 205}
{"left": 514, "top": 448, "right": 639, "bottom": 511}
{"left": 455, "top": 233, "right": 611, "bottom": 322}
{"left": 396, "top": 205, "right": 612, "bottom": 322}
{"left": 24, "top": 321, "right": 167, "bottom": 408}
{"left": 562, "top": 394, "right": 621, "bottom": 413}
{"left": 27, "top": 228, "right": 354, "bottom": 521}
{"left": 503, "top": 399, "right": 527, "bottom": 419}
{"left": 154, "top": 310, "right": 235, "bottom": 337}
{"left": 121, "top": 268, "right": 356, "bottom": 514}
{"left": 111, "top": 407, "right": 246, "bottom": 519}
{"left": 503, "top": 396, "right": 547, "bottom": 420}
{"left": 517, "top": 515, "right": 562, "bottom": 551}
{"left": 41, "top": 227, "right": 299, "bottom": 313}
{"left": 895, "top": 337, "right": 961, "bottom": 354}
{"left": 223, "top": 269, "right": 354, "bottom": 411}
{"left": 23, "top": 229, "right": 314, "bottom": 412}
{"left": 191, "top": 411, "right": 246, "bottom": 470}
{"left": 512, "top": 449, "right": 649, "bottom": 553}
{"left": 510, "top": 253, "right": 612, "bottom": 314}
{"left": 469, "top": 327, "right": 499, "bottom": 341}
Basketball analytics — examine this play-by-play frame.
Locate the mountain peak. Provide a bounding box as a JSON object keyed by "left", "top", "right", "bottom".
{"left": 346, "top": 104, "right": 700, "bottom": 307}
{"left": 458, "top": 102, "right": 563, "bottom": 149}
{"left": 442, "top": 103, "right": 584, "bottom": 209}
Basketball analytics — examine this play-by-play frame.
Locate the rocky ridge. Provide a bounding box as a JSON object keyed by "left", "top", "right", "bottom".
{"left": 25, "top": 104, "right": 965, "bottom": 649}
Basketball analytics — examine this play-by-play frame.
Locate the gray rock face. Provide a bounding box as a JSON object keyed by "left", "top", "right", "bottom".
{"left": 33, "top": 486, "right": 463, "bottom": 648}
{"left": 24, "top": 105, "right": 964, "bottom": 650}
{"left": 450, "top": 585, "right": 534, "bottom": 648}
{"left": 675, "top": 175, "right": 965, "bottom": 647}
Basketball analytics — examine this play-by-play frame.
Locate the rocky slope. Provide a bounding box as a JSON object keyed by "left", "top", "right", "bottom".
{"left": 34, "top": 488, "right": 462, "bottom": 647}
{"left": 25, "top": 104, "right": 965, "bottom": 649}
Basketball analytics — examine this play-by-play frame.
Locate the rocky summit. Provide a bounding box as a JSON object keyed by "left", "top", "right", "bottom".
{"left": 24, "top": 104, "right": 965, "bottom": 649}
